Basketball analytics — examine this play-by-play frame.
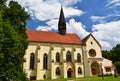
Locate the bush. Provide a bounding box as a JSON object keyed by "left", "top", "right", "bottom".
{"left": 98, "top": 74, "right": 112, "bottom": 77}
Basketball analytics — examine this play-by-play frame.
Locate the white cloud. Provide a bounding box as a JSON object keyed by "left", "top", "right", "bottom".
{"left": 36, "top": 18, "right": 89, "bottom": 39}
{"left": 90, "top": 16, "right": 106, "bottom": 23}
{"left": 46, "top": 19, "right": 58, "bottom": 30}
{"left": 91, "top": 12, "right": 120, "bottom": 24}
{"left": 10, "top": 0, "right": 83, "bottom": 21}
{"left": 106, "top": 0, "right": 120, "bottom": 8}
{"left": 36, "top": 19, "right": 58, "bottom": 31}
{"left": 67, "top": 19, "right": 89, "bottom": 38}
{"left": 92, "top": 20, "right": 120, "bottom": 50}
{"left": 36, "top": 26, "right": 52, "bottom": 31}
{"left": 59, "top": 0, "right": 81, "bottom": 7}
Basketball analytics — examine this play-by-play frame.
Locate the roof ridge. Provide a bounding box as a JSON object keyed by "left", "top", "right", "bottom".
{"left": 27, "top": 30, "right": 78, "bottom": 35}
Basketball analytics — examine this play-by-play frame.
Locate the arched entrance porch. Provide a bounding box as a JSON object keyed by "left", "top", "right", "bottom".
{"left": 91, "top": 61, "right": 100, "bottom": 75}
{"left": 67, "top": 68, "right": 74, "bottom": 78}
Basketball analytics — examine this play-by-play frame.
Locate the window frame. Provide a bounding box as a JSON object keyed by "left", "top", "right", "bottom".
{"left": 66, "top": 51, "right": 71, "bottom": 62}
{"left": 43, "top": 53, "right": 48, "bottom": 69}
{"left": 56, "top": 67, "right": 61, "bottom": 76}
{"left": 78, "top": 67, "right": 82, "bottom": 75}
{"left": 56, "top": 52, "right": 60, "bottom": 62}
{"left": 105, "top": 68, "right": 111, "bottom": 72}
{"left": 77, "top": 53, "right": 81, "bottom": 62}
{"left": 30, "top": 53, "right": 35, "bottom": 70}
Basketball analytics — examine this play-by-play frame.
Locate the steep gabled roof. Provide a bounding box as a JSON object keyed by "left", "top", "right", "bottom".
{"left": 82, "top": 33, "right": 101, "bottom": 47}
{"left": 26, "top": 30, "right": 83, "bottom": 45}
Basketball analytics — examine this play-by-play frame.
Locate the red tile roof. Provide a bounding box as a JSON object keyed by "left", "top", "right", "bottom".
{"left": 26, "top": 30, "right": 83, "bottom": 45}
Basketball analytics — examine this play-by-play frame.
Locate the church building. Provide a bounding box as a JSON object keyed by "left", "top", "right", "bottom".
{"left": 23, "top": 7, "right": 114, "bottom": 80}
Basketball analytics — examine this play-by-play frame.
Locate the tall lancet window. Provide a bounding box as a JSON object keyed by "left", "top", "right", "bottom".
{"left": 56, "top": 52, "right": 60, "bottom": 62}
{"left": 43, "top": 53, "right": 48, "bottom": 69}
{"left": 66, "top": 51, "right": 71, "bottom": 62}
{"left": 77, "top": 53, "right": 81, "bottom": 62}
{"left": 30, "top": 53, "right": 35, "bottom": 69}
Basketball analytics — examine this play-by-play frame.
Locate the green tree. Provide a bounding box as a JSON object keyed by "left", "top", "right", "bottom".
{"left": 111, "top": 44, "right": 120, "bottom": 63}
{"left": 102, "top": 50, "right": 112, "bottom": 60}
{"left": 102, "top": 44, "right": 120, "bottom": 63}
{"left": 114, "top": 61, "right": 120, "bottom": 74}
{"left": 0, "top": 0, "right": 7, "bottom": 5}
{"left": 0, "top": 1, "right": 29, "bottom": 81}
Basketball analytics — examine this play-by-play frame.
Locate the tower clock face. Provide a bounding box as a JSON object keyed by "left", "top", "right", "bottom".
{"left": 89, "top": 49, "right": 96, "bottom": 57}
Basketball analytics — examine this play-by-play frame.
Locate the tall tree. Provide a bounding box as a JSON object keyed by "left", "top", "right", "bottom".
{"left": 0, "top": 0, "right": 29, "bottom": 81}
{"left": 102, "top": 44, "right": 120, "bottom": 63}
{"left": 102, "top": 50, "right": 112, "bottom": 60}
{"left": 111, "top": 44, "right": 120, "bottom": 63}
{"left": 111, "top": 44, "right": 120, "bottom": 74}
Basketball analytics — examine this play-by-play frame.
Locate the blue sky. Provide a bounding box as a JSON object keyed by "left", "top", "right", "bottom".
{"left": 9, "top": 0, "right": 120, "bottom": 50}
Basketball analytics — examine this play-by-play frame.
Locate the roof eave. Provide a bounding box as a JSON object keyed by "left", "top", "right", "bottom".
{"left": 28, "top": 40, "right": 83, "bottom": 45}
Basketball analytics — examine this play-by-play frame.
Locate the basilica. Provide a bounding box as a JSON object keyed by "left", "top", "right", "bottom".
{"left": 23, "top": 7, "right": 114, "bottom": 80}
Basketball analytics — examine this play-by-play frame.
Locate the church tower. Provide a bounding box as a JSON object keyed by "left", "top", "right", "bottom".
{"left": 58, "top": 6, "right": 66, "bottom": 36}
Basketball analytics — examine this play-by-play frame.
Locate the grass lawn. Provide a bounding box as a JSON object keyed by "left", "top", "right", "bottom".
{"left": 34, "top": 76, "right": 120, "bottom": 81}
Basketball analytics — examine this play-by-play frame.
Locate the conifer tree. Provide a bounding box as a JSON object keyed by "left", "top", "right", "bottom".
{"left": 0, "top": 0, "right": 29, "bottom": 81}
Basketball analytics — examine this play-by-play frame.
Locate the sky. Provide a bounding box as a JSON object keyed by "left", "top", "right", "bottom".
{"left": 7, "top": 0, "right": 120, "bottom": 50}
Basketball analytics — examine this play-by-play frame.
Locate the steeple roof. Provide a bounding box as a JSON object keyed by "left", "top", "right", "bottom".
{"left": 58, "top": 6, "right": 66, "bottom": 35}
{"left": 59, "top": 6, "right": 66, "bottom": 23}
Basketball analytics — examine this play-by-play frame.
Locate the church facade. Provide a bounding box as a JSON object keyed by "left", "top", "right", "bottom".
{"left": 23, "top": 7, "right": 114, "bottom": 80}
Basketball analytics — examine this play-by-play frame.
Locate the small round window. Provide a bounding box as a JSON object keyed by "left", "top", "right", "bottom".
{"left": 89, "top": 49, "right": 96, "bottom": 57}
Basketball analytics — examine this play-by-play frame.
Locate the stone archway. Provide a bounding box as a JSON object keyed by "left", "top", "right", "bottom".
{"left": 91, "top": 61, "right": 100, "bottom": 75}
{"left": 67, "top": 68, "right": 74, "bottom": 78}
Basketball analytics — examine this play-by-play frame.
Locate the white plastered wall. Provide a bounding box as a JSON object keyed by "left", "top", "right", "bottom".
{"left": 23, "top": 42, "right": 85, "bottom": 80}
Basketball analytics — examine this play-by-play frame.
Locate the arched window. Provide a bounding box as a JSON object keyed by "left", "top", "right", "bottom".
{"left": 77, "top": 53, "right": 81, "bottom": 62}
{"left": 56, "top": 52, "right": 60, "bottom": 62}
{"left": 43, "top": 74, "right": 46, "bottom": 79}
{"left": 30, "top": 53, "right": 35, "bottom": 69}
{"left": 56, "top": 67, "right": 61, "bottom": 75}
{"left": 43, "top": 53, "right": 48, "bottom": 69}
{"left": 66, "top": 51, "right": 71, "bottom": 62}
{"left": 78, "top": 67, "right": 82, "bottom": 74}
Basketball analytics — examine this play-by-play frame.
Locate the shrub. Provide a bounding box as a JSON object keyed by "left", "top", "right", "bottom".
{"left": 98, "top": 74, "right": 112, "bottom": 77}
